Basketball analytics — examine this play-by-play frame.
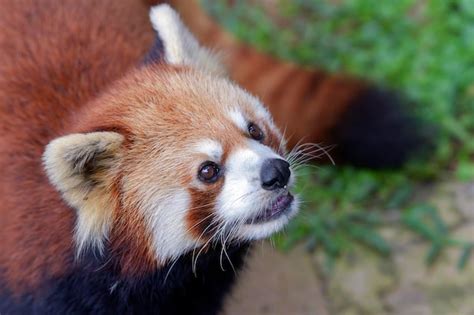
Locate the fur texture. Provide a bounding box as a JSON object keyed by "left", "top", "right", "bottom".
{"left": 0, "top": 0, "right": 153, "bottom": 295}
{"left": 0, "top": 244, "right": 249, "bottom": 314}
{"left": 0, "top": 1, "right": 298, "bottom": 313}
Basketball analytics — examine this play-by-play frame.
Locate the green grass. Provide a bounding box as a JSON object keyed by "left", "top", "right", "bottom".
{"left": 202, "top": 0, "right": 474, "bottom": 268}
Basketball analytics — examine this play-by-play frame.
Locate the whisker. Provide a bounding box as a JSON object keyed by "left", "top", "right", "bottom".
{"left": 163, "top": 257, "right": 180, "bottom": 284}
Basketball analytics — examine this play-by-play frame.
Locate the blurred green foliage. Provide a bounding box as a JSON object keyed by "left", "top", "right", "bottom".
{"left": 202, "top": 0, "right": 474, "bottom": 268}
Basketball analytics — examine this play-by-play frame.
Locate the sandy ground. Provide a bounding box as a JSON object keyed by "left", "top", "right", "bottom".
{"left": 222, "top": 242, "right": 329, "bottom": 315}
{"left": 221, "top": 181, "right": 474, "bottom": 315}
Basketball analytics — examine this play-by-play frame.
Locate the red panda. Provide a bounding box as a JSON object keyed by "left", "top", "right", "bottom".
{"left": 0, "top": 1, "right": 298, "bottom": 313}
{"left": 164, "top": 0, "right": 427, "bottom": 169}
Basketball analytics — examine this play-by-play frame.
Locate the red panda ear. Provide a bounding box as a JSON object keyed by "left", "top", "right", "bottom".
{"left": 42, "top": 132, "right": 124, "bottom": 254}
{"left": 148, "top": 4, "right": 227, "bottom": 77}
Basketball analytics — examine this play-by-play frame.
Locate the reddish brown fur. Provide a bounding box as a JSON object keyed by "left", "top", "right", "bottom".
{"left": 0, "top": 0, "right": 288, "bottom": 299}
{"left": 107, "top": 171, "right": 158, "bottom": 277}
{"left": 0, "top": 0, "right": 154, "bottom": 292}
{"left": 185, "top": 143, "right": 228, "bottom": 240}
{"left": 187, "top": 188, "right": 220, "bottom": 239}
{"left": 109, "top": 204, "right": 158, "bottom": 276}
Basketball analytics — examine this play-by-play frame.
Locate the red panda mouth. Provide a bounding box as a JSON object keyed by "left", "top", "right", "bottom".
{"left": 245, "top": 193, "right": 294, "bottom": 224}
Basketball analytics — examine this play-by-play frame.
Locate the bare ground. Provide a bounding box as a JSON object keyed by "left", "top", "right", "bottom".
{"left": 221, "top": 181, "right": 474, "bottom": 315}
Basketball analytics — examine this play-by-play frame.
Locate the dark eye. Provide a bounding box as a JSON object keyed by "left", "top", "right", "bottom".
{"left": 198, "top": 161, "right": 220, "bottom": 183}
{"left": 248, "top": 123, "right": 264, "bottom": 141}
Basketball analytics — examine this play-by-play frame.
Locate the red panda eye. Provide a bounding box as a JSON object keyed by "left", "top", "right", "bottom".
{"left": 198, "top": 161, "right": 220, "bottom": 183}
{"left": 248, "top": 123, "right": 264, "bottom": 141}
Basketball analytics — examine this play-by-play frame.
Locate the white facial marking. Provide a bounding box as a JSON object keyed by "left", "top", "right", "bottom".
{"left": 216, "top": 140, "right": 281, "bottom": 223}
{"left": 140, "top": 188, "right": 197, "bottom": 262}
{"left": 228, "top": 109, "right": 248, "bottom": 132}
{"left": 195, "top": 139, "right": 223, "bottom": 161}
{"left": 250, "top": 99, "right": 272, "bottom": 122}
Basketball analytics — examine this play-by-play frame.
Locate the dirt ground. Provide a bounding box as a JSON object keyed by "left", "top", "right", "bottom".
{"left": 221, "top": 181, "right": 474, "bottom": 315}
{"left": 222, "top": 242, "right": 330, "bottom": 315}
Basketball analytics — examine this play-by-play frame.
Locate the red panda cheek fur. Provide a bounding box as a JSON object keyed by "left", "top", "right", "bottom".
{"left": 185, "top": 142, "right": 233, "bottom": 240}
{"left": 187, "top": 187, "right": 221, "bottom": 240}
{"left": 109, "top": 188, "right": 158, "bottom": 277}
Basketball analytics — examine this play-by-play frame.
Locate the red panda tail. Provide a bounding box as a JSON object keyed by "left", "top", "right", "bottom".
{"left": 330, "top": 87, "right": 427, "bottom": 168}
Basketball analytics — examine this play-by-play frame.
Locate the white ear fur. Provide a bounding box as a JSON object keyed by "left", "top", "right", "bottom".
{"left": 43, "top": 132, "right": 124, "bottom": 255}
{"left": 149, "top": 4, "right": 227, "bottom": 76}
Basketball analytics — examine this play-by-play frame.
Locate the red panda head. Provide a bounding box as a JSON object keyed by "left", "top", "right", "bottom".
{"left": 42, "top": 5, "right": 299, "bottom": 270}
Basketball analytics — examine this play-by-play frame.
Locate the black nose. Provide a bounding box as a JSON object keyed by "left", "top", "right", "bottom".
{"left": 260, "top": 158, "right": 291, "bottom": 191}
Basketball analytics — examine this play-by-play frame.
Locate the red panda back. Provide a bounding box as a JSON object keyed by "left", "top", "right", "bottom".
{"left": 0, "top": 0, "right": 154, "bottom": 292}
{"left": 0, "top": 0, "right": 153, "bottom": 137}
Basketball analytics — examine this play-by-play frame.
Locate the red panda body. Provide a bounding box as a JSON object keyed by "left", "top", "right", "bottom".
{"left": 1, "top": 1, "right": 294, "bottom": 313}
{"left": 0, "top": 0, "right": 151, "bottom": 289}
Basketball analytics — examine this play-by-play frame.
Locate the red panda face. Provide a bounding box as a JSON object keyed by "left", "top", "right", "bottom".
{"left": 42, "top": 4, "right": 299, "bottom": 268}
{"left": 114, "top": 67, "right": 299, "bottom": 262}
